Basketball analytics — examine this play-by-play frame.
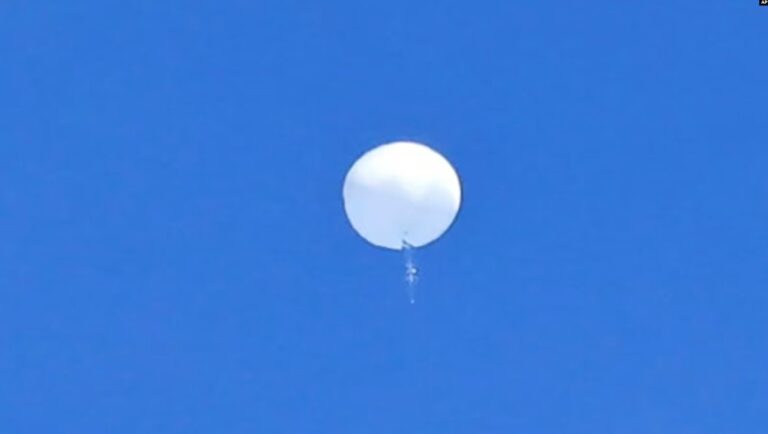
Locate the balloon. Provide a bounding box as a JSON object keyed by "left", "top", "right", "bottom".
{"left": 343, "top": 141, "right": 462, "bottom": 250}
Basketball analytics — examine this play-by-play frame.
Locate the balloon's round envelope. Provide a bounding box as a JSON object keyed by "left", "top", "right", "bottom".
{"left": 343, "top": 141, "right": 462, "bottom": 250}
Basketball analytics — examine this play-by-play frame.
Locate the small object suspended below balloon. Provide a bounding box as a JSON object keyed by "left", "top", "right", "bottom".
{"left": 342, "top": 141, "right": 462, "bottom": 303}
{"left": 403, "top": 240, "right": 418, "bottom": 303}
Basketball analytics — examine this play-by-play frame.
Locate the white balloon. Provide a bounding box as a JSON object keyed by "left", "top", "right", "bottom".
{"left": 343, "top": 141, "right": 462, "bottom": 250}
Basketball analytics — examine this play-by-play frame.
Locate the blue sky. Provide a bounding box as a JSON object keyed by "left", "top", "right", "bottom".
{"left": 1, "top": 1, "right": 767, "bottom": 433}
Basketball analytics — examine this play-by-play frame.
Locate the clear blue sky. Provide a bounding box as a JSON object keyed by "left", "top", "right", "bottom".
{"left": 2, "top": 1, "right": 767, "bottom": 433}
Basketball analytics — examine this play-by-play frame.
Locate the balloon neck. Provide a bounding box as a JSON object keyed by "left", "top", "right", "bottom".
{"left": 402, "top": 240, "right": 413, "bottom": 251}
